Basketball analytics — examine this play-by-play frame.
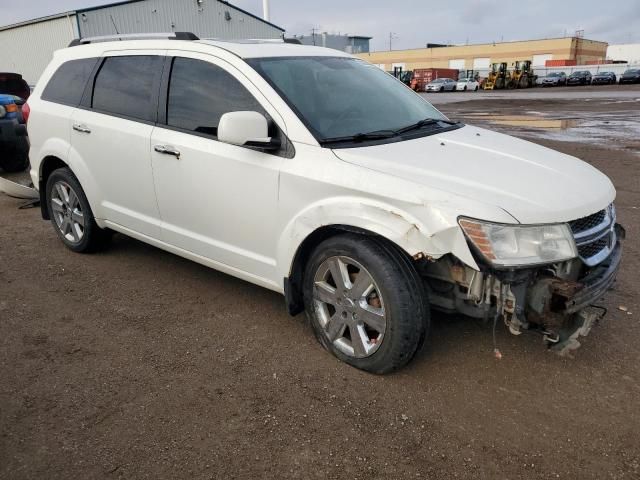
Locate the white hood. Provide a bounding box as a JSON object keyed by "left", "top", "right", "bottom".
{"left": 333, "top": 125, "right": 615, "bottom": 224}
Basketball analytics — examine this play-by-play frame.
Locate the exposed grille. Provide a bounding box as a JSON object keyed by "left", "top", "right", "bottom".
{"left": 577, "top": 234, "right": 611, "bottom": 259}
{"left": 569, "top": 205, "right": 615, "bottom": 267}
{"left": 569, "top": 210, "right": 607, "bottom": 235}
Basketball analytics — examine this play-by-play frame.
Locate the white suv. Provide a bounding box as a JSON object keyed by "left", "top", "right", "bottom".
{"left": 27, "top": 33, "right": 623, "bottom": 373}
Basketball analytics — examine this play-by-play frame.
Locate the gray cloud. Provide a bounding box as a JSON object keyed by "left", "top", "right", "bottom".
{"left": 1, "top": 0, "right": 637, "bottom": 50}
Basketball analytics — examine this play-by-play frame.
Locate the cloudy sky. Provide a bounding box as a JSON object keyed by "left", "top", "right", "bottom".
{"left": 1, "top": 0, "right": 638, "bottom": 51}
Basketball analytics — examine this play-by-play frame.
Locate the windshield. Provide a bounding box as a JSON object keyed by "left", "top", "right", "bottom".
{"left": 248, "top": 56, "right": 446, "bottom": 141}
{"left": 548, "top": 73, "right": 561, "bottom": 77}
{"left": 625, "top": 69, "right": 639, "bottom": 74}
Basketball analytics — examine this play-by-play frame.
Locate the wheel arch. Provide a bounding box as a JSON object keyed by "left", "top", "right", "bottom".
{"left": 38, "top": 155, "right": 69, "bottom": 220}
{"left": 283, "top": 224, "right": 416, "bottom": 316}
{"left": 278, "top": 199, "right": 439, "bottom": 316}
{"left": 37, "top": 144, "right": 103, "bottom": 224}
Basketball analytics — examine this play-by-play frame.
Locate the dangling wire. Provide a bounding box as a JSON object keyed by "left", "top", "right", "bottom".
{"left": 492, "top": 281, "right": 503, "bottom": 360}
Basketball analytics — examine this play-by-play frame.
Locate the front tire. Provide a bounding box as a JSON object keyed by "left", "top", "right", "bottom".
{"left": 45, "top": 167, "right": 110, "bottom": 253}
{"left": 303, "top": 234, "right": 429, "bottom": 374}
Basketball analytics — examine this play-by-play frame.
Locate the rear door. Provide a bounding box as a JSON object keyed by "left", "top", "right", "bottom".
{"left": 70, "top": 51, "right": 165, "bottom": 237}
{"left": 150, "top": 52, "right": 285, "bottom": 282}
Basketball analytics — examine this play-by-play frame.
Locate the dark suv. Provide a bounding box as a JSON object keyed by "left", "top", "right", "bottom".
{"left": 566, "top": 71, "right": 592, "bottom": 86}
{"left": 0, "top": 73, "right": 31, "bottom": 172}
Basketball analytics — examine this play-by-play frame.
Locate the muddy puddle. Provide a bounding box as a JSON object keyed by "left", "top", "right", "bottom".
{"left": 459, "top": 111, "right": 640, "bottom": 154}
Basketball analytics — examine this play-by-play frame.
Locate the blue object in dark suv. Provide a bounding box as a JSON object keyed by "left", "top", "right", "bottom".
{"left": 0, "top": 93, "right": 30, "bottom": 172}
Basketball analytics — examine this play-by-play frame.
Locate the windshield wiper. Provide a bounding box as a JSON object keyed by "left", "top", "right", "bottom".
{"left": 395, "top": 118, "right": 460, "bottom": 135}
{"left": 319, "top": 130, "right": 398, "bottom": 146}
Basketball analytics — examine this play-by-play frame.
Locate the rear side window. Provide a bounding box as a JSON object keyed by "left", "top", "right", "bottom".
{"left": 92, "top": 56, "right": 163, "bottom": 122}
{"left": 41, "top": 58, "right": 98, "bottom": 106}
{"left": 166, "top": 57, "right": 265, "bottom": 137}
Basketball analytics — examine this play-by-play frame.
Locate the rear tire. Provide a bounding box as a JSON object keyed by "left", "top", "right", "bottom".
{"left": 303, "top": 234, "right": 429, "bottom": 374}
{"left": 45, "top": 167, "right": 111, "bottom": 253}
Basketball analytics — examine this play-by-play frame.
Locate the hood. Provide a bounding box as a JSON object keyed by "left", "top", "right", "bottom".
{"left": 333, "top": 125, "right": 615, "bottom": 224}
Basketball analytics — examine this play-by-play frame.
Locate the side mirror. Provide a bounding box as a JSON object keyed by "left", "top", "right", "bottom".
{"left": 217, "top": 111, "right": 281, "bottom": 151}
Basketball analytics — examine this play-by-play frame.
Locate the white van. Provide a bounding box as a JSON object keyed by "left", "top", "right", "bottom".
{"left": 26, "top": 33, "right": 623, "bottom": 373}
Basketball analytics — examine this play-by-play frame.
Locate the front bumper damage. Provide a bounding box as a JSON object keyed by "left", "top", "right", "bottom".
{"left": 420, "top": 224, "right": 624, "bottom": 356}
{"left": 526, "top": 235, "right": 623, "bottom": 355}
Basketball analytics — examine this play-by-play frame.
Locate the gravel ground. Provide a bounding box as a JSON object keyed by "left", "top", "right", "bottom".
{"left": 1, "top": 92, "right": 639, "bottom": 479}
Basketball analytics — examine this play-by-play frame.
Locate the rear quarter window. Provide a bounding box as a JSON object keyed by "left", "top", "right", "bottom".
{"left": 41, "top": 58, "right": 98, "bottom": 106}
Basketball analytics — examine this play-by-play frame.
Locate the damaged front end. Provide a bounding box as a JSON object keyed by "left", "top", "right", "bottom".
{"left": 418, "top": 205, "right": 624, "bottom": 355}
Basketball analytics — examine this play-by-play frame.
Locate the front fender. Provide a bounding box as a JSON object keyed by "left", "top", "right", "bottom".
{"left": 276, "top": 197, "right": 479, "bottom": 282}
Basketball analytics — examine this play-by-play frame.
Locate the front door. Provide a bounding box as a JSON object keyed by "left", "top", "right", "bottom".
{"left": 150, "top": 53, "right": 285, "bottom": 283}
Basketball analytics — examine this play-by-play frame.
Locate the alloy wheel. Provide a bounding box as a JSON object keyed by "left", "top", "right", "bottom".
{"left": 313, "top": 256, "right": 387, "bottom": 358}
{"left": 50, "top": 181, "right": 85, "bottom": 244}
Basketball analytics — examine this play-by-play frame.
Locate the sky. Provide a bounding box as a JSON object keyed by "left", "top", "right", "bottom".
{"left": 1, "top": 0, "right": 638, "bottom": 51}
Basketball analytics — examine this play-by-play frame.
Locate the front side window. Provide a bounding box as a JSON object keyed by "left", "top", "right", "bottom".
{"left": 167, "top": 57, "right": 265, "bottom": 138}
{"left": 41, "top": 58, "right": 98, "bottom": 106}
{"left": 249, "top": 56, "right": 447, "bottom": 142}
{"left": 92, "top": 55, "right": 163, "bottom": 122}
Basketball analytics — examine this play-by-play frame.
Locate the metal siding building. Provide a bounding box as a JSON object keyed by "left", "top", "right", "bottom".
{"left": 0, "top": 13, "right": 79, "bottom": 85}
{"left": 0, "top": 0, "right": 283, "bottom": 85}
{"left": 77, "top": 0, "right": 282, "bottom": 41}
{"left": 294, "top": 33, "right": 372, "bottom": 54}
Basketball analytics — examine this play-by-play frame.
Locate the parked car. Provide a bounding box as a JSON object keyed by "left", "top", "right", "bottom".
{"left": 541, "top": 72, "right": 567, "bottom": 87}
{"left": 0, "top": 72, "right": 31, "bottom": 172}
{"left": 0, "top": 72, "right": 31, "bottom": 101}
{"left": 455, "top": 77, "right": 480, "bottom": 91}
{"left": 28, "top": 34, "right": 623, "bottom": 372}
{"left": 591, "top": 72, "right": 617, "bottom": 85}
{"left": 425, "top": 78, "right": 457, "bottom": 92}
{"left": 0, "top": 94, "right": 29, "bottom": 172}
{"left": 619, "top": 68, "right": 640, "bottom": 84}
{"left": 566, "top": 71, "right": 592, "bottom": 86}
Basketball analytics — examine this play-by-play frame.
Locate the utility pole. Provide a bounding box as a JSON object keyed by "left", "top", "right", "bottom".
{"left": 389, "top": 32, "right": 398, "bottom": 51}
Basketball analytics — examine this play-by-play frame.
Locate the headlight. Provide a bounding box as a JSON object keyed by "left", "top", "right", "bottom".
{"left": 459, "top": 218, "right": 577, "bottom": 267}
{"left": 0, "top": 105, "right": 6, "bottom": 118}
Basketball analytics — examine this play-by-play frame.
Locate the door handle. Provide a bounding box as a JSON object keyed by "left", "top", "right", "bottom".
{"left": 154, "top": 144, "right": 181, "bottom": 159}
{"left": 72, "top": 123, "right": 91, "bottom": 134}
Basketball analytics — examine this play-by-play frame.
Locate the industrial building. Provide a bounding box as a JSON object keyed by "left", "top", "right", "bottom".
{"left": 291, "top": 33, "right": 371, "bottom": 54}
{"left": 0, "top": 0, "right": 284, "bottom": 84}
{"left": 607, "top": 44, "right": 640, "bottom": 64}
{"left": 356, "top": 37, "right": 608, "bottom": 73}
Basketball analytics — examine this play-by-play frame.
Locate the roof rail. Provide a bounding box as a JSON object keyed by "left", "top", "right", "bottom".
{"left": 68, "top": 31, "right": 199, "bottom": 47}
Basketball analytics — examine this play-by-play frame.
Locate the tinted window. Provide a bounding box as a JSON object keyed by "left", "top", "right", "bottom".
{"left": 41, "top": 58, "right": 98, "bottom": 105}
{"left": 92, "top": 56, "right": 162, "bottom": 122}
{"left": 167, "top": 57, "right": 265, "bottom": 137}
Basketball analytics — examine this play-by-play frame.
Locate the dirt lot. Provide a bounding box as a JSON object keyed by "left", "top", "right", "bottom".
{"left": 1, "top": 90, "right": 639, "bottom": 479}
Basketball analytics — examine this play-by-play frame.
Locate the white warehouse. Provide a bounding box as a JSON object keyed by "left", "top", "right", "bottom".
{"left": 0, "top": 0, "right": 284, "bottom": 84}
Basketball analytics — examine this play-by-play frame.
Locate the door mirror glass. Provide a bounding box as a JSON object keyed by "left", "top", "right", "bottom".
{"left": 218, "top": 111, "right": 280, "bottom": 150}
